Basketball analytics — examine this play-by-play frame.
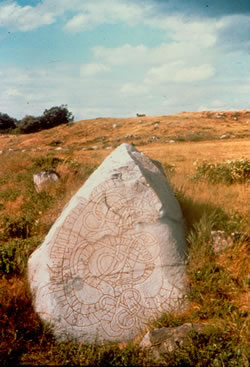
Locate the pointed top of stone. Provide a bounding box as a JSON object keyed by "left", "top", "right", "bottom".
{"left": 81, "top": 144, "right": 181, "bottom": 222}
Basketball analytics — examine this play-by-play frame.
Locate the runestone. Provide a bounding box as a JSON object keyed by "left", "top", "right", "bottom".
{"left": 28, "top": 144, "right": 187, "bottom": 343}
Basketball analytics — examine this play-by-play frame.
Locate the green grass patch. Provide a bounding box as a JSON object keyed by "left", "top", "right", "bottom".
{"left": 174, "top": 131, "right": 216, "bottom": 142}
{"left": 193, "top": 158, "right": 250, "bottom": 185}
{"left": 0, "top": 237, "right": 41, "bottom": 276}
{"left": 31, "top": 155, "right": 63, "bottom": 169}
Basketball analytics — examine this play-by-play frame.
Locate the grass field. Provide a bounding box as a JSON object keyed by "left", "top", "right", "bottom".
{"left": 0, "top": 111, "right": 249, "bottom": 366}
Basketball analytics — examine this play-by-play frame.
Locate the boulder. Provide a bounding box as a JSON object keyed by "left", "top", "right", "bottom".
{"left": 28, "top": 144, "right": 187, "bottom": 343}
{"left": 33, "top": 170, "right": 60, "bottom": 192}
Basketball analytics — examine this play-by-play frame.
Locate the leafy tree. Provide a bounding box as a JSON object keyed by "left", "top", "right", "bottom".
{"left": 0, "top": 113, "right": 17, "bottom": 131}
{"left": 17, "top": 105, "right": 74, "bottom": 134}
{"left": 18, "top": 115, "right": 42, "bottom": 134}
{"left": 40, "top": 105, "right": 74, "bottom": 129}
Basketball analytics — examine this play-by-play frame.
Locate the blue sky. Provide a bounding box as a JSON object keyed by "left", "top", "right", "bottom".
{"left": 0, "top": 0, "right": 250, "bottom": 121}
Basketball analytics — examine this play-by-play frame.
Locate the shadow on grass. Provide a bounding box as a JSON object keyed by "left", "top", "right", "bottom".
{"left": 175, "top": 189, "right": 246, "bottom": 236}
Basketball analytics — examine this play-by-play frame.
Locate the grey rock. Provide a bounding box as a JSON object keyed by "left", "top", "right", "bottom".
{"left": 33, "top": 170, "right": 60, "bottom": 193}
{"left": 216, "top": 113, "right": 225, "bottom": 119}
{"left": 140, "top": 323, "right": 208, "bottom": 355}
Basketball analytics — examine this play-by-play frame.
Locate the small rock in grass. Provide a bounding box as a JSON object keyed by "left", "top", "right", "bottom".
{"left": 33, "top": 170, "right": 60, "bottom": 193}
{"left": 140, "top": 323, "right": 208, "bottom": 355}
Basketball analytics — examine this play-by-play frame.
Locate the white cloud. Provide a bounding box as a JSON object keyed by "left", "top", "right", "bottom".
{"left": 64, "top": 0, "right": 151, "bottom": 32}
{"left": 80, "top": 63, "right": 110, "bottom": 77}
{"left": 93, "top": 40, "right": 214, "bottom": 70}
{"left": 145, "top": 14, "right": 221, "bottom": 45}
{"left": 65, "top": 14, "right": 93, "bottom": 32}
{"left": 119, "top": 62, "right": 215, "bottom": 101}
{"left": 93, "top": 44, "right": 149, "bottom": 66}
{"left": 0, "top": 1, "right": 55, "bottom": 31}
{"left": 144, "top": 62, "right": 215, "bottom": 85}
{"left": 0, "top": 0, "right": 150, "bottom": 32}
{"left": 92, "top": 14, "right": 219, "bottom": 68}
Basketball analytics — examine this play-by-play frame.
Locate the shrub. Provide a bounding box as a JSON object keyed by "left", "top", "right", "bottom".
{"left": 0, "top": 215, "right": 35, "bottom": 239}
{"left": 31, "top": 156, "right": 63, "bottom": 170}
{"left": 193, "top": 158, "right": 250, "bottom": 185}
{"left": 0, "top": 240, "right": 17, "bottom": 274}
{"left": 0, "top": 237, "right": 40, "bottom": 275}
{"left": 17, "top": 105, "right": 74, "bottom": 134}
{"left": 18, "top": 115, "right": 42, "bottom": 134}
{"left": 40, "top": 105, "right": 74, "bottom": 130}
{"left": 174, "top": 131, "right": 215, "bottom": 142}
{"left": 0, "top": 112, "right": 17, "bottom": 131}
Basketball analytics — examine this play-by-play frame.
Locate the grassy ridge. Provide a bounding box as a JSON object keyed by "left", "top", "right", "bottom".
{"left": 0, "top": 112, "right": 249, "bottom": 366}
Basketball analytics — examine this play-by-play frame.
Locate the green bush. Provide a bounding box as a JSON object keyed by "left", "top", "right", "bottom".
{"left": 174, "top": 131, "right": 215, "bottom": 142}
{"left": 193, "top": 158, "right": 250, "bottom": 185}
{"left": 41, "top": 105, "right": 74, "bottom": 130}
{"left": 18, "top": 115, "right": 42, "bottom": 134}
{"left": 31, "top": 156, "right": 63, "bottom": 170}
{"left": 0, "top": 237, "right": 40, "bottom": 275}
{"left": 16, "top": 105, "right": 74, "bottom": 134}
{"left": 0, "top": 240, "right": 17, "bottom": 274}
{"left": 0, "top": 112, "right": 17, "bottom": 131}
{"left": 1, "top": 215, "right": 35, "bottom": 239}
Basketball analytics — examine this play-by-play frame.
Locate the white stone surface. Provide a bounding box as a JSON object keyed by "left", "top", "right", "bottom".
{"left": 28, "top": 144, "right": 187, "bottom": 343}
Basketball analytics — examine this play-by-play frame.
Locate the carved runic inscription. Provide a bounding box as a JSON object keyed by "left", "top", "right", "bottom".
{"left": 49, "top": 177, "right": 171, "bottom": 340}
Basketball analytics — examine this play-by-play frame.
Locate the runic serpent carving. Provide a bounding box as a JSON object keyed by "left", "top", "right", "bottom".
{"left": 49, "top": 177, "right": 171, "bottom": 339}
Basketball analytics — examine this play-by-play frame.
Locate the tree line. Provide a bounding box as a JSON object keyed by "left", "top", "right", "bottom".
{"left": 0, "top": 105, "right": 74, "bottom": 134}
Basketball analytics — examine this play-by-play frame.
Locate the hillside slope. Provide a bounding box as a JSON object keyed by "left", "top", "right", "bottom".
{"left": 0, "top": 110, "right": 249, "bottom": 152}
